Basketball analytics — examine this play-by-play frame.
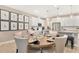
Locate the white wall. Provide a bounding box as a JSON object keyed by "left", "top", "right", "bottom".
{"left": 0, "top": 31, "right": 20, "bottom": 42}
{"left": 0, "top": 31, "right": 14, "bottom": 42}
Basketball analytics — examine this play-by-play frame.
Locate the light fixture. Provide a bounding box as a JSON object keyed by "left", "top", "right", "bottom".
{"left": 70, "top": 15, "right": 73, "bottom": 18}
{"left": 57, "top": 17, "right": 61, "bottom": 20}
{"left": 70, "top": 5, "right": 73, "bottom": 19}
{"left": 57, "top": 7, "right": 59, "bottom": 20}
{"left": 44, "top": 10, "right": 49, "bottom": 18}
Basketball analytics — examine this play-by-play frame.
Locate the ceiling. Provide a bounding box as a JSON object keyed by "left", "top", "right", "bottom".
{"left": 6, "top": 5, "right": 79, "bottom": 18}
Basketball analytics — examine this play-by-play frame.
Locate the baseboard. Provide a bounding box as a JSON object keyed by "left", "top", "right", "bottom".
{"left": 0, "top": 40, "right": 15, "bottom": 46}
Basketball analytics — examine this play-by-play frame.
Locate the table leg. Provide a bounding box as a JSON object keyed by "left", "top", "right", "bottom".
{"left": 40, "top": 48, "right": 43, "bottom": 53}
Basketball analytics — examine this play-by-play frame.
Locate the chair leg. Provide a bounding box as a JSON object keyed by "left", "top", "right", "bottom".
{"left": 40, "top": 48, "right": 43, "bottom": 53}
{"left": 16, "top": 49, "right": 18, "bottom": 53}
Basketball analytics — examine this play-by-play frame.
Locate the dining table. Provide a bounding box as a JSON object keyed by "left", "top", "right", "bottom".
{"left": 28, "top": 35, "right": 55, "bottom": 53}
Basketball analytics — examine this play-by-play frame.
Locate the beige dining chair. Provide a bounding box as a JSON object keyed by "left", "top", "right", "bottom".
{"left": 14, "top": 36, "right": 28, "bottom": 53}
{"left": 55, "top": 35, "right": 67, "bottom": 53}
{"left": 50, "top": 31, "right": 58, "bottom": 38}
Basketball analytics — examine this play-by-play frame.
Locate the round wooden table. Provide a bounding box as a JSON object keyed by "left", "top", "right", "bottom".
{"left": 28, "top": 36, "right": 55, "bottom": 53}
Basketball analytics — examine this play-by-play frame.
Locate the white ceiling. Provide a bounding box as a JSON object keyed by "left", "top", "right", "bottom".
{"left": 6, "top": 5, "right": 79, "bottom": 18}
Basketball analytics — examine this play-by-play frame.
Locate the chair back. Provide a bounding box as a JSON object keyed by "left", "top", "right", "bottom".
{"left": 14, "top": 36, "right": 28, "bottom": 53}
{"left": 55, "top": 35, "right": 67, "bottom": 53}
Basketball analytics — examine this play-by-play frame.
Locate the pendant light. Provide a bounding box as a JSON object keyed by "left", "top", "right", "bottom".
{"left": 57, "top": 6, "right": 60, "bottom": 20}
{"left": 70, "top": 5, "right": 73, "bottom": 19}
